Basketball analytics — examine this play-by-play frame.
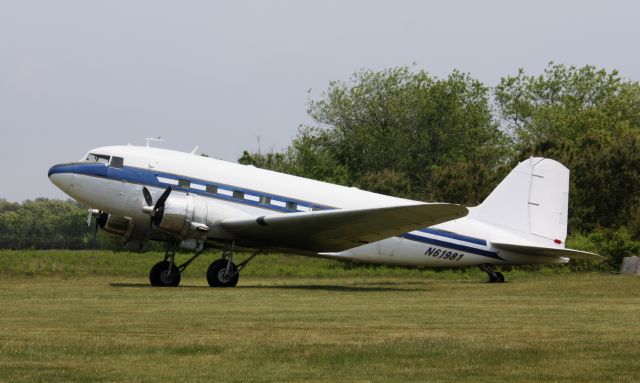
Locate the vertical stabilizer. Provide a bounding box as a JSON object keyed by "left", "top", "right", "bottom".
{"left": 471, "top": 158, "right": 569, "bottom": 244}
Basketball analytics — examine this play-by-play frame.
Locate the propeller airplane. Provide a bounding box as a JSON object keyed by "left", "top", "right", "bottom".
{"left": 49, "top": 145, "right": 601, "bottom": 287}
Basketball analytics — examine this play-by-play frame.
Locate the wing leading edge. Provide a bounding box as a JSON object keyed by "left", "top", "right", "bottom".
{"left": 221, "top": 203, "right": 468, "bottom": 252}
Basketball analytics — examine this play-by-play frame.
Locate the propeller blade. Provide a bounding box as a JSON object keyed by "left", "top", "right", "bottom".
{"left": 96, "top": 212, "right": 108, "bottom": 229}
{"left": 154, "top": 186, "right": 172, "bottom": 210}
{"left": 92, "top": 219, "right": 99, "bottom": 256}
{"left": 142, "top": 187, "right": 153, "bottom": 206}
{"left": 153, "top": 206, "right": 165, "bottom": 227}
{"left": 87, "top": 210, "right": 93, "bottom": 227}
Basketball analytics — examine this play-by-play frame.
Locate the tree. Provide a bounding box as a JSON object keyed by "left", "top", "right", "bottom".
{"left": 496, "top": 62, "right": 640, "bottom": 149}
{"left": 245, "top": 67, "right": 510, "bottom": 204}
{"left": 542, "top": 129, "right": 640, "bottom": 233}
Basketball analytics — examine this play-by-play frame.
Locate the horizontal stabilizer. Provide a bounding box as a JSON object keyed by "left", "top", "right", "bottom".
{"left": 221, "top": 203, "right": 468, "bottom": 252}
{"left": 491, "top": 242, "right": 602, "bottom": 261}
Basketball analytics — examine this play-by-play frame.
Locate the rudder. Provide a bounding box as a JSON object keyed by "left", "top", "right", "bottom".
{"left": 470, "top": 158, "right": 569, "bottom": 244}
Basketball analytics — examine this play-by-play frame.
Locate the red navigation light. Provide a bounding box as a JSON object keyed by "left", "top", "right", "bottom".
{"left": 554, "top": 239, "right": 562, "bottom": 244}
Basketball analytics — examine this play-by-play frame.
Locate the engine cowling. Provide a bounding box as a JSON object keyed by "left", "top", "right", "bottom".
{"left": 98, "top": 214, "right": 131, "bottom": 237}
{"left": 153, "top": 193, "right": 210, "bottom": 240}
{"left": 97, "top": 213, "right": 149, "bottom": 252}
{"left": 143, "top": 187, "right": 247, "bottom": 250}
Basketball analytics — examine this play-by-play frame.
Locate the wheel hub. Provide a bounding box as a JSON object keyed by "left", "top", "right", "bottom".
{"left": 218, "top": 269, "right": 231, "bottom": 283}
{"left": 160, "top": 269, "right": 174, "bottom": 284}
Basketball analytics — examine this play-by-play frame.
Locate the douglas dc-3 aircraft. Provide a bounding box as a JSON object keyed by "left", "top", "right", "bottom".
{"left": 48, "top": 145, "right": 600, "bottom": 287}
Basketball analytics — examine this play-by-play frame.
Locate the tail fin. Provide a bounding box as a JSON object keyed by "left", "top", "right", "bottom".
{"left": 471, "top": 158, "right": 569, "bottom": 244}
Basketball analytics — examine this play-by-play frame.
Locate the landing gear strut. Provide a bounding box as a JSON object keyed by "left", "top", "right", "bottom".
{"left": 206, "top": 243, "right": 259, "bottom": 287}
{"left": 149, "top": 243, "right": 206, "bottom": 287}
{"left": 479, "top": 264, "right": 505, "bottom": 283}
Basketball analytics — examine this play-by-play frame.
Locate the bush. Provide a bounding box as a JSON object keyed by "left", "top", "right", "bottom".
{"left": 567, "top": 228, "right": 640, "bottom": 270}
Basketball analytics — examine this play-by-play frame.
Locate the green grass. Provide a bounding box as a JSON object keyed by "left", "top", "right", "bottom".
{"left": 0, "top": 249, "right": 493, "bottom": 280}
{"left": 0, "top": 250, "right": 577, "bottom": 280}
{"left": 0, "top": 251, "right": 639, "bottom": 382}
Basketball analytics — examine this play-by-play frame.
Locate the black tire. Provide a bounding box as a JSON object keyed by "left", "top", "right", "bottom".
{"left": 149, "top": 261, "right": 181, "bottom": 287}
{"left": 206, "top": 259, "right": 239, "bottom": 287}
{"left": 495, "top": 272, "right": 505, "bottom": 283}
{"left": 488, "top": 273, "right": 497, "bottom": 283}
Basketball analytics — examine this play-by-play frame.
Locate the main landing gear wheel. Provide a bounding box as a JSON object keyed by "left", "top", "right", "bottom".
{"left": 207, "top": 259, "right": 239, "bottom": 287}
{"left": 149, "top": 261, "right": 181, "bottom": 287}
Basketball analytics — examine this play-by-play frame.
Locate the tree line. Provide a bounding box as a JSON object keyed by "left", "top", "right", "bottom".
{"left": 1, "top": 63, "right": 638, "bottom": 269}
{"left": 0, "top": 199, "right": 123, "bottom": 251}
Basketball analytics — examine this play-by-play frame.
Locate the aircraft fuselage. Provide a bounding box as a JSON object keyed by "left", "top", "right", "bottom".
{"left": 49, "top": 145, "right": 568, "bottom": 269}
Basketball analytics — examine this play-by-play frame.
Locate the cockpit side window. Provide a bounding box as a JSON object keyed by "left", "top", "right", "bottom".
{"left": 86, "top": 153, "right": 111, "bottom": 164}
{"left": 110, "top": 156, "right": 124, "bottom": 168}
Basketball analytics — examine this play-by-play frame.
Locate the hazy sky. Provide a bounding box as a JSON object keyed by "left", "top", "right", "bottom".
{"left": 1, "top": 0, "right": 638, "bottom": 201}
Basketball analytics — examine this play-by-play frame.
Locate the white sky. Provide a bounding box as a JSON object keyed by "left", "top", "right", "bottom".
{"left": 1, "top": 0, "right": 638, "bottom": 201}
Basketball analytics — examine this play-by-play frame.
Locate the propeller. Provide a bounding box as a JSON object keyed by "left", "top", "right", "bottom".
{"left": 87, "top": 209, "right": 108, "bottom": 255}
{"left": 142, "top": 186, "right": 172, "bottom": 231}
{"left": 152, "top": 186, "right": 172, "bottom": 226}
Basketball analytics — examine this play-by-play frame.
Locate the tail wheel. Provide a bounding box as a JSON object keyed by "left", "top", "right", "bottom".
{"left": 488, "top": 271, "right": 505, "bottom": 283}
{"left": 480, "top": 264, "right": 506, "bottom": 284}
{"left": 149, "top": 261, "right": 181, "bottom": 287}
{"left": 207, "top": 259, "right": 239, "bottom": 287}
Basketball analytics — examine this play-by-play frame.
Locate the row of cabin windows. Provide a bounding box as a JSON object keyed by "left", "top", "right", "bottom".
{"left": 87, "top": 154, "right": 308, "bottom": 212}
{"left": 177, "top": 179, "right": 299, "bottom": 210}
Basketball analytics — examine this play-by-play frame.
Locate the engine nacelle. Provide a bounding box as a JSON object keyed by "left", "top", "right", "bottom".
{"left": 98, "top": 214, "right": 131, "bottom": 237}
{"left": 153, "top": 193, "right": 210, "bottom": 242}
{"left": 98, "top": 213, "right": 150, "bottom": 252}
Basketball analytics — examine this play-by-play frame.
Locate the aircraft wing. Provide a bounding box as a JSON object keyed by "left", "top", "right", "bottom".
{"left": 220, "top": 203, "right": 468, "bottom": 252}
{"left": 491, "top": 242, "right": 603, "bottom": 261}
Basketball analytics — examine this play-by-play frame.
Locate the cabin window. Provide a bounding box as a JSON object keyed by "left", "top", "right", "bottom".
{"left": 110, "top": 156, "right": 124, "bottom": 168}
{"left": 259, "top": 196, "right": 271, "bottom": 205}
{"left": 233, "top": 190, "right": 245, "bottom": 199}
{"left": 206, "top": 185, "right": 218, "bottom": 194}
{"left": 178, "top": 179, "right": 190, "bottom": 188}
{"left": 286, "top": 201, "right": 297, "bottom": 210}
{"left": 86, "top": 153, "right": 110, "bottom": 164}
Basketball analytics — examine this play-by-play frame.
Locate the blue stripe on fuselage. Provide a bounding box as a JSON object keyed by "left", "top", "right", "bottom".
{"left": 417, "top": 227, "right": 487, "bottom": 246}
{"left": 402, "top": 233, "right": 502, "bottom": 260}
{"left": 70, "top": 163, "right": 332, "bottom": 213}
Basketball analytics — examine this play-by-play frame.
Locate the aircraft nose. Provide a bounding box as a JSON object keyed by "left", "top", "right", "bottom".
{"left": 48, "top": 163, "right": 74, "bottom": 191}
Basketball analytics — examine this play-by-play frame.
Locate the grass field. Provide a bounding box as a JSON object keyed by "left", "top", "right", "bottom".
{"left": 0, "top": 251, "right": 639, "bottom": 382}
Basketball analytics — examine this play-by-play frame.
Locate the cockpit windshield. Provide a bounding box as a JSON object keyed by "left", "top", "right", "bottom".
{"left": 86, "top": 153, "right": 111, "bottom": 164}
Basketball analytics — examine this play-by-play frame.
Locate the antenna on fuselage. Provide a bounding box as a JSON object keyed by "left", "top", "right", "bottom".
{"left": 145, "top": 137, "right": 165, "bottom": 148}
